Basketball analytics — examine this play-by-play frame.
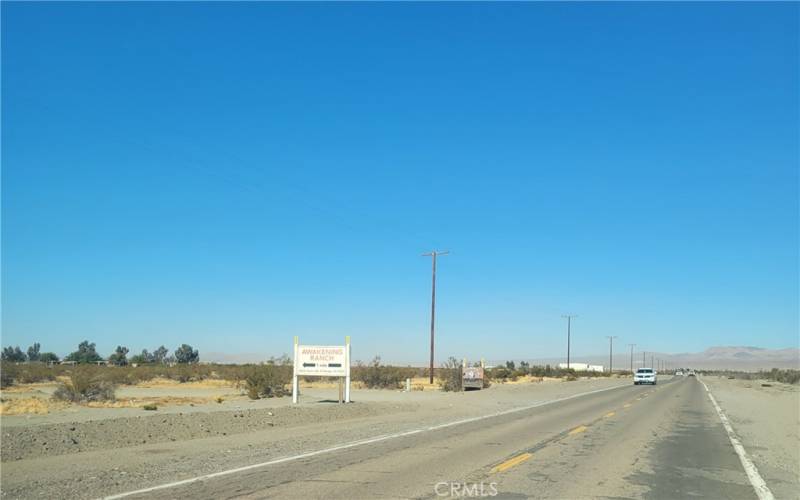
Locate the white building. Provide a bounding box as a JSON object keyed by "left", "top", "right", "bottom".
{"left": 558, "top": 362, "right": 604, "bottom": 373}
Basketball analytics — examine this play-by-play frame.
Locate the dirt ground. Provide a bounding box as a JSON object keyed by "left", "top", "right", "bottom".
{"left": 702, "top": 375, "right": 800, "bottom": 499}
{"left": 1, "top": 376, "right": 629, "bottom": 499}
{"left": 0, "top": 375, "right": 609, "bottom": 461}
{"left": 0, "top": 374, "right": 571, "bottom": 423}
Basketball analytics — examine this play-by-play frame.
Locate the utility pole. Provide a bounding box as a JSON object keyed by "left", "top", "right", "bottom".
{"left": 651, "top": 355, "right": 654, "bottom": 370}
{"left": 562, "top": 315, "right": 577, "bottom": 370}
{"left": 628, "top": 344, "right": 636, "bottom": 373}
{"left": 423, "top": 250, "right": 449, "bottom": 384}
{"left": 606, "top": 336, "right": 618, "bottom": 373}
{"left": 642, "top": 351, "right": 646, "bottom": 367}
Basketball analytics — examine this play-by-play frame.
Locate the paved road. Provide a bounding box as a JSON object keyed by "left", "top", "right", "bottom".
{"left": 124, "top": 376, "right": 758, "bottom": 499}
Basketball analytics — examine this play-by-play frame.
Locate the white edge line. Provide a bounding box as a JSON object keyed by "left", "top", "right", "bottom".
{"left": 102, "top": 382, "right": 630, "bottom": 499}
{"left": 699, "top": 378, "right": 775, "bottom": 500}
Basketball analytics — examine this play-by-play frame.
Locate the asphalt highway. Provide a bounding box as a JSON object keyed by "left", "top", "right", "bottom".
{"left": 119, "top": 376, "right": 760, "bottom": 499}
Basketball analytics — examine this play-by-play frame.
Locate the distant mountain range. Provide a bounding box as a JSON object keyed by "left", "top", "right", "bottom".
{"left": 203, "top": 346, "right": 799, "bottom": 371}
{"left": 512, "top": 346, "right": 800, "bottom": 371}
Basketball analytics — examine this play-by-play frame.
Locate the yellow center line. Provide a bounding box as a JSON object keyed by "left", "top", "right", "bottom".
{"left": 623, "top": 403, "right": 632, "bottom": 408}
{"left": 568, "top": 425, "right": 588, "bottom": 435}
{"left": 604, "top": 411, "right": 615, "bottom": 418}
{"left": 491, "top": 452, "right": 533, "bottom": 473}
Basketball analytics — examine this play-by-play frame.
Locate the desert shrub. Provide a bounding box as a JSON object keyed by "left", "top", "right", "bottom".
{"left": 52, "top": 368, "right": 115, "bottom": 402}
{"left": 702, "top": 369, "right": 800, "bottom": 385}
{"left": 488, "top": 366, "right": 512, "bottom": 383}
{"left": 354, "top": 357, "right": 417, "bottom": 389}
{"left": 244, "top": 365, "right": 290, "bottom": 399}
{"left": 15, "top": 363, "right": 56, "bottom": 384}
{"left": 171, "top": 364, "right": 194, "bottom": 383}
{"left": 438, "top": 357, "right": 462, "bottom": 392}
{"left": 96, "top": 366, "right": 135, "bottom": 385}
{"left": 765, "top": 368, "right": 800, "bottom": 385}
{"left": 1, "top": 371, "right": 13, "bottom": 388}
{"left": 123, "top": 366, "right": 159, "bottom": 384}
{"left": 488, "top": 364, "right": 580, "bottom": 383}
{"left": 0, "top": 362, "right": 68, "bottom": 386}
{"left": 142, "top": 403, "right": 158, "bottom": 411}
{"left": 0, "top": 363, "right": 16, "bottom": 388}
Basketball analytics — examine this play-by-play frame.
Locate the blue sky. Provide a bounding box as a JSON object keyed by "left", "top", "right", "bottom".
{"left": 2, "top": 2, "right": 798, "bottom": 363}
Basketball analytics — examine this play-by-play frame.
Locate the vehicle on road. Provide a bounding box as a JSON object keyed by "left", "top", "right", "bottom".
{"left": 688, "top": 370, "right": 696, "bottom": 377}
{"left": 676, "top": 370, "right": 684, "bottom": 376}
{"left": 634, "top": 368, "right": 657, "bottom": 385}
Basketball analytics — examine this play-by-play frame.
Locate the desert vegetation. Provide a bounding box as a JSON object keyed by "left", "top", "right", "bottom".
{"left": 2, "top": 343, "right": 60, "bottom": 364}
{"left": 702, "top": 368, "right": 800, "bottom": 385}
{"left": 0, "top": 340, "right": 205, "bottom": 388}
{"left": 52, "top": 367, "right": 116, "bottom": 403}
{"left": 486, "top": 361, "right": 620, "bottom": 383}
{"left": 437, "top": 357, "right": 463, "bottom": 391}
{"left": 1, "top": 340, "right": 201, "bottom": 367}
{"left": 244, "top": 364, "right": 292, "bottom": 399}
{"left": 353, "top": 357, "right": 420, "bottom": 389}
{"left": 1, "top": 361, "right": 270, "bottom": 388}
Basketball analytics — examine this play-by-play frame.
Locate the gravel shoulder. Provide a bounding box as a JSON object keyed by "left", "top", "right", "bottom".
{"left": 1, "top": 377, "right": 626, "bottom": 499}
{"left": 701, "top": 375, "right": 800, "bottom": 499}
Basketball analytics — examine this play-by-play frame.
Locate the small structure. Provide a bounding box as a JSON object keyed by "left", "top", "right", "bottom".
{"left": 558, "top": 362, "right": 604, "bottom": 373}
{"left": 461, "top": 358, "right": 485, "bottom": 390}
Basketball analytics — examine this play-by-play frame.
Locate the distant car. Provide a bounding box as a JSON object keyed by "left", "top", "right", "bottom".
{"left": 634, "top": 368, "right": 657, "bottom": 385}
{"left": 675, "top": 370, "right": 684, "bottom": 376}
{"left": 688, "top": 370, "right": 696, "bottom": 377}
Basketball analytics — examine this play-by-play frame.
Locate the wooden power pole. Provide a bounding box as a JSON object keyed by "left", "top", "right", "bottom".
{"left": 423, "top": 250, "right": 449, "bottom": 384}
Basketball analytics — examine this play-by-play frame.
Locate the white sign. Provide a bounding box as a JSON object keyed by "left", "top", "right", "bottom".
{"left": 292, "top": 336, "right": 351, "bottom": 404}
{"left": 296, "top": 345, "right": 347, "bottom": 376}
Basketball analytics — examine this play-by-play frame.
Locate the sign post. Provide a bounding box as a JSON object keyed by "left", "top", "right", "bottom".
{"left": 344, "top": 336, "right": 351, "bottom": 403}
{"left": 292, "top": 336, "right": 300, "bottom": 404}
{"left": 292, "top": 337, "right": 351, "bottom": 404}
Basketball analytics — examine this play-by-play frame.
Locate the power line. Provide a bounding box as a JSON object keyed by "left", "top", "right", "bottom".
{"left": 422, "top": 251, "right": 449, "bottom": 384}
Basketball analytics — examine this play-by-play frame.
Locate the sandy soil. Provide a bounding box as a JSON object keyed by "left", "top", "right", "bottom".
{"left": 1, "top": 377, "right": 630, "bottom": 499}
{"left": 702, "top": 375, "right": 800, "bottom": 499}
{"left": 0, "top": 377, "right": 613, "bottom": 461}
{"left": 0, "top": 374, "right": 582, "bottom": 421}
